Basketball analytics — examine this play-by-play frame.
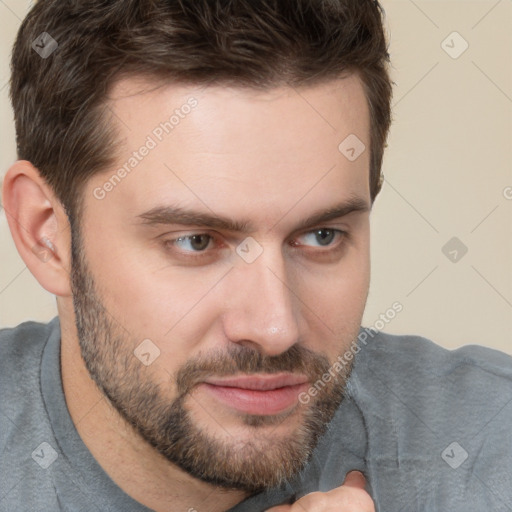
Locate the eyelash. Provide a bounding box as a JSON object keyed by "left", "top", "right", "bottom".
{"left": 162, "top": 228, "right": 348, "bottom": 261}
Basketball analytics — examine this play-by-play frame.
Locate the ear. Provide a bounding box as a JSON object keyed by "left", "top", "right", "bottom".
{"left": 2, "top": 160, "right": 72, "bottom": 297}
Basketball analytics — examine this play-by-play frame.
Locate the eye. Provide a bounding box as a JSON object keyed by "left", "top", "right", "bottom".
{"left": 161, "top": 232, "right": 228, "bottom": 264}
{"left": 293, "top": 228, "right": 345, "bottom": 248}
{"left": 173, "top": 234, "right": 214, "bottom": 252}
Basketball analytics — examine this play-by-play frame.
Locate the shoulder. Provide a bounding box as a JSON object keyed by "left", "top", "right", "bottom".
{"left": 350, "top": 328, "right": 512, "bottom": 453}
{"left": 352, "top": 328, "right": 512, "bottom": 423}
{"left": 350, "top": 330, "right": 512, "bottom": 508}
{"left": 355, "top": 328, "right": 512, "bottom": 385}
{"left": 0, "top": 316, "right": 59, "bottom": 377}
{"left": 0, "top": 317, "right": 63, "bottom": 509}
{"left": 0, "top": 316, "right": 60, "bottom": 433}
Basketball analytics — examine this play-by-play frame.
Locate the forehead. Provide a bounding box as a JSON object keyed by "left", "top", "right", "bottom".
{"left": 108, "top": 74, "right": 370, "bottom": 150}
{"left": 88, "top": 74, "right": 371, "bottom": 228}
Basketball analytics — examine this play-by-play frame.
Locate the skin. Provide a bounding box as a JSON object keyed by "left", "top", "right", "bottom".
{"left": 3, "top": 73, "right": 374, "bottom": 511}
{"left": 267, "top": 471, "right": 375, "bottom": 512}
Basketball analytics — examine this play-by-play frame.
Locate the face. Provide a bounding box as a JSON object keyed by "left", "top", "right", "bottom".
{"left": 71, "top": 75, "right": 371, "bottom": 493}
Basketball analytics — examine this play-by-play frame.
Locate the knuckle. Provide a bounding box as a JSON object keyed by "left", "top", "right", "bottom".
{"left": 294, "top": 487, "right": 375, "bottom": 512}
{"left": 298, "top": 492, "right": 330, "bottom": 511}
{"left": 346, "top": 489, "right": 375, "bottom": 511}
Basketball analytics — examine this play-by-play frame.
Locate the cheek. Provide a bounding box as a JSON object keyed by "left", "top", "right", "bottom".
{"left": 301, "top": 267, "right": 369, "bottom": 324}
{"left": 292, "top": 239, "right": 370, "bottom": 353}
{"left": 83, "top": 227, "right": 225, "bottom": 364}
{"left": 298, "top": 229, "right": 370, "bottom": 297}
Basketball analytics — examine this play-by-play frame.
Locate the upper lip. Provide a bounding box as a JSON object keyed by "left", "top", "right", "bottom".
{"left": 203, "top": 373, "right": 309, "bottom": 391}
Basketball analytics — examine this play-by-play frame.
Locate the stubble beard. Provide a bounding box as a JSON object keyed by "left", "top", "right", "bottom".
{"left": 69, "top": 227, "right": 355, "bottom": 493}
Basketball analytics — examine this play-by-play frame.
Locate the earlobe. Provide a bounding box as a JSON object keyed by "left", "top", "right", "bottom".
{"left": 2, "top": 160, "right": 73, "bottom": 297}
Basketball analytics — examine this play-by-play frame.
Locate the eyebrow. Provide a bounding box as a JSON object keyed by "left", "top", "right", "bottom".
{"left": 136, "top": 196, "right": 370, "bottom": 234}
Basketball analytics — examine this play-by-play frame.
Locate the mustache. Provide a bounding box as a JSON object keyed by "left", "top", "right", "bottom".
{"left": 174, "top": 343, "right": 332, "bottom": 396}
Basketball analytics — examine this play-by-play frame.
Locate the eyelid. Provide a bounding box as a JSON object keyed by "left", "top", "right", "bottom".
{"left": 291, "top": 227, "right": 347, "bottom": 245}
{"left": 160, "top": 230, "right": 220, "bottom": 242}
{"left": 168, "top": 231, "right": 216, "bottom": 242}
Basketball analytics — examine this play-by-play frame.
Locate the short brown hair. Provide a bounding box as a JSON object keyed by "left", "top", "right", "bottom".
{"left": 10, "top": 0, "right": 393, "bottom": 222}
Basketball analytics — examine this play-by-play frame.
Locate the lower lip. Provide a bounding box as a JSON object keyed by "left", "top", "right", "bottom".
{"left": 200, "top": 382, "right": 309, "bottom": 416}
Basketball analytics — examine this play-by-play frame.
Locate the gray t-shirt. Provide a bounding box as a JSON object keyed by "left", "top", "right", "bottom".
{"left": 1, "top": 316, "right": 512, "bottom": 511}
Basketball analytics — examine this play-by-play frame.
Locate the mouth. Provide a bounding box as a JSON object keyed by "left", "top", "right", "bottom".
{"left": 199, "top": 373, "right": 310, "bottom": 416}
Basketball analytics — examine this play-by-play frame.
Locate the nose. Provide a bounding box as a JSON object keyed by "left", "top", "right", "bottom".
{"left": 222, "top": 247, "right": 300, "bottom": 357}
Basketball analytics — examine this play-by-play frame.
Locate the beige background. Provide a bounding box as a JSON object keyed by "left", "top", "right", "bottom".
{"left": 1, "top": 0, "right": 511, "bottom": 352}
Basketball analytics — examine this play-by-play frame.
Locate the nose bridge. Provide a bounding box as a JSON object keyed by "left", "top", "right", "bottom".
{"left": 223, "top": 245, "right": 300, "bottom": 355}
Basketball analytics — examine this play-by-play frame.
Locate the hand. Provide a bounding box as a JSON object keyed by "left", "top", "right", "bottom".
{"left": 266, "top": 471, "right": 375, "bottom": 512}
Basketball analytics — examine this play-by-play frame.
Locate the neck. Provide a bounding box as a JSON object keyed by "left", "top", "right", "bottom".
{"left": 58, "top": 308, "right": 249, "bottom": 512}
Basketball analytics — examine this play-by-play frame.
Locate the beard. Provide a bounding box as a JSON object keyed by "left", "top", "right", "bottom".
{"left": 69, "top": 226, "right": 355, "bottom": 494}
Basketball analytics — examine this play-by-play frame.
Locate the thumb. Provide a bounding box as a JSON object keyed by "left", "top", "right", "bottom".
{"left": 342, "top": 470, "right": 367, "bottom": 489}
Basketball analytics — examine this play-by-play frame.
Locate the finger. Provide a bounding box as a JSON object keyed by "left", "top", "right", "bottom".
{"left": 342, "top": 470, "right": 367, "bottom": 489}
{"left": 265, "top": 506, "right": 291, "bottom": 512}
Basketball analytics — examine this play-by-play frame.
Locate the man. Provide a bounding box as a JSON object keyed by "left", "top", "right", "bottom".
{"left": 1, "top": 1, "right": 511, "bottom": 511}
